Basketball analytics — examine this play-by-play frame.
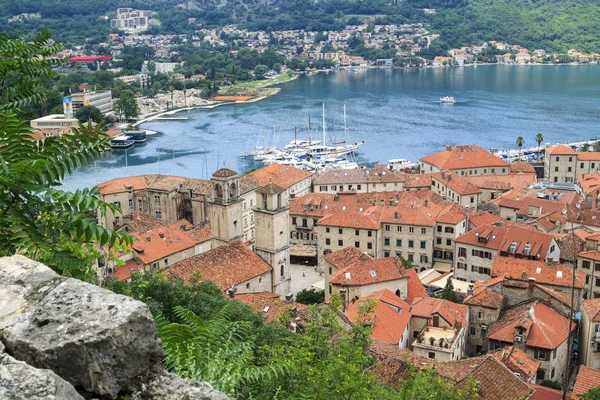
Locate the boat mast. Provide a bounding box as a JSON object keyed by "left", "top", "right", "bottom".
{"left": 343, "top": 104, "right": 347, "bottom": 144}
{"left": 294, "top": 126, "right": 297, "bottom": 145}
{"left": 322, "top": 103, "right": 326, "bottom": 146}
{"left": 308, "top": 116, "right": 312, "bottom": 145}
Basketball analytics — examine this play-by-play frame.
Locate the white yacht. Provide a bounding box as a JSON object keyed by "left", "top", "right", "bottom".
{"left": 387, "top": 159, "right": 417, "bottom": 171}
{"left": 440, "top": 96, "right": 455, "bottom": 104}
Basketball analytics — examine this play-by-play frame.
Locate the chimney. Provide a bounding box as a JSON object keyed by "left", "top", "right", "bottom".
{"left": 285, "top": 293, "right": 294, "bottom": 304}
{"left": 528, "top": 277, "right": 535, "bottom": 288}
{"left": 159, "top": 233, "right": 165, "bottom": 239}
{"left": 446, "top": 144, "right": 452, "bottom": 151}
{"left": 424, "top": 199, "right": 429, "bottom": 207}
{"left": 227, "top": 286, "right": 237, "bottom": 298}
{"left": 467, "top": 284, "right": 474, "bottom": 296}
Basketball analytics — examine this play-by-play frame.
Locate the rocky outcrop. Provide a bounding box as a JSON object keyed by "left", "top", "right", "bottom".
{"left": 0, "top": 255, "right": 226, "bottom": 400}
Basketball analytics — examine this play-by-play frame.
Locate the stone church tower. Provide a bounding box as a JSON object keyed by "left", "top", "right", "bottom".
{"left": 253, "top": 183, "right": 291, "bottom": 297}
{"left": 207, "top": 168, "right": 244, "bottom": 246}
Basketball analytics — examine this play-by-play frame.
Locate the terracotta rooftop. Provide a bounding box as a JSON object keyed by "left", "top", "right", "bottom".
{"left": 488, "top": 300, "right": 574, "bottom": 350}
{"left": 579, "top": 174, "right": 600, "bottom": 196}
{"left": 96, "top": 175, "right": 211, "bottom": 196}
{"left": 404, "top": 268, "right": 428, "bottom": 303}
{"left": 491, "top": 256, "right": 586, "bottom": 289}
{"left": 212, "top": 167, "right": 238, "bottom": 178}
{"left": 121, "top": 212, "right": 163, "bottom": 234}
{"left": 464, "top": 285, "right": 504, "bottom": 309}
{"left": 312, "top": 164, "right": 406, "bottom": 186}
{"left": 130, "top": 220, "right": 212, "bottom": 265}
{"left": 465, "top": 173, "right": 536, "bottom": 192}
{"left": 256, "top": 182, "right": 286, "bottom": 195}
{"left": 167, "top": 240, "right": 271, "bottom": 289}
{"left": 432, "top": 171, "right": 481, "bottom": 195}
{"left": 410, "top": 296, "right": 468, "bottom": 328}
{"left": 110, "top": 259, "right": 143, "bottom": 281}
{"left": 492, "top": 346, "right": 540, "bottom": 383}
{"left": 317, "top": 207, "right": 382, "bottom": 230}
{"left": 244, "top": 164, "right": 312, "bottom": 189}
{"left": 469, "top": 211, "right": 503, "bottom": 228}
{"left": 510, "top": 161, "right": 536, "bottom": 174}
{"left": 529, "top": 384, "right": 564, "bottom": 400}
{"left": 420, "top": 144, "right": 509, "bottom": 170}
{"left": 234, "top": 292, "right": 307, "bottom": 324}
{"left": 456, "top": 224, "right": 556, "bottom": 260}
{"left": 576, "top": 152, "right": 600, "bottom": 161}
{"left": 330, "top": 257, "right": 407, "bottom": 286}
{"left": 403, "top": 173, "right": 432, "bottom": 188}
{"left": 369, "top": 340, "right": 435, "bottom": 389}
{"left": 572, "top": 365, "right": 600, "bottom": 399}
{"left": 434, "top": 355, "right": 534, "bottom": 400}
{"left": 582, "top": 298, "right": 600, "bottom": 323}
{"left": 545, "top": 144, "right": 576, "bottom": 155}
{"left": 572, "top": 210, "right": 600, "bottom": 228}
{"left": 324, "top": 246, "right": 372, "bottom": 269}
{"left": 346, "top": 289, "right": 412, "bottom": 345}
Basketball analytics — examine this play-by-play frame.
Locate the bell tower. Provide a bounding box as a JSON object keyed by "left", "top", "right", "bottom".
{"left": 253, "top": 183, "right": 291, "bottom": 297}
{"left": 207, "top": 168, "right": 244, "bottom": 245}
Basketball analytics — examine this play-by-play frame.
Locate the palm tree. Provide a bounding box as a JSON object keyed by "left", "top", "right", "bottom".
{"left": 516, "top": 136, "right": 525, "bottom": 159}
{"left": 536, "top": 133, "right": 544, "bottom": 158}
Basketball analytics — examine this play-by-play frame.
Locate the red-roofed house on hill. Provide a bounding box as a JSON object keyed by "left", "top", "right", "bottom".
{"left": 431, "top": 170, "right": 482, "bottom": 208}
{"left": 545, "top": 144, "right": 600, "bottom": 184}
{"left": 464, "top": 284, "right": 505, "bottom": 355}
{"left": 410, "top": 296, "right": 469, "bottom": 361}
{"left": 346, "top": 289, "right": 412, "bottom": 348}
{"left": 454, "top": 224, "right": 560, "bottom": 283}
{"left": 492, "top": 346, "right": 540, "bottom": 384}
{"left": 167, "top": 240, "right": 273, "bottom": 294}
{"left": 580, "top": 298, "right": 600, "bottom": 369}
{"left": 487, "top": 299, "right": 574, "bottom": 384}
{"left": 420, "top": 144, "right": 510, "bottom": 176}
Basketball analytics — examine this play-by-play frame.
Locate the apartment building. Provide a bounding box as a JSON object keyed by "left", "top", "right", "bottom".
{"left": 579, "top": 298, "right": 600, "bottom": 369}
{"left": 111, "top": 8, "right": 153, "bottom": 33}
{"left": 488, "top": 300, "right": 573, "bottom": 384}
{"left": 579, "top": 173, "right": 600, "bottom": 210}
{"left": 545, "top": 144, "right": 600, "bottom": 183}
{"left": 463, "top": 281, "right": 504, "bottom": 355}
{"left": 433, "top": 208, "right": 467, "bottom": 268}
{"left": 454, "top": 223, "right": 560, "bottom": 283}
{"left": 576, "top": 231, "right": 600, "bottom": 299}
{"left": 420, "top": 144, "right": 510, "bottom": 176}
{"left": 312, "top": 164, "right": 407, "bottom": 194}
{"left": 71, "top": 90, "right": 113, "bottom": 115}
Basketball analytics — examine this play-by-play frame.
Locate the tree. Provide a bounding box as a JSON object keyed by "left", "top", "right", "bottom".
{"left": 516, "top": 136, "right": 525, "bottom": 157}
{"left": 581, "top": 386, "right": 600, "bottom": 400}
{"left": 113, "top": 90, "right": 139, "bottom": 121}
{"left": 396, "top": 366, "right": 478, "bottom": 400}
{"left": 441, "top": 278, "right": 457, "bottom": 302}
{"left": 147, "top": 60, "right": 156, "bottom": 75}
{"left": 0, "top": 31, "right": 130, "bottom": 279}
{"left": 295, "top": 288, "right": 324, "bottom": 305}
{"left": 399, "top": 256, "right": 413, "bottom": 269}
{"left": 535, "top": 133, "right": 544, "bottom": 155}
{"left": 253, "top": 64, "right": 269, "bottom": 80}
{"left": 75, "top": 105, "right": 103, "bottom": 123}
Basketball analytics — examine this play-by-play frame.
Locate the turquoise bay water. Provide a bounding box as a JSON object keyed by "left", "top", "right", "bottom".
{"left": 64, "top": 65, "right": 600, "bottom": 191}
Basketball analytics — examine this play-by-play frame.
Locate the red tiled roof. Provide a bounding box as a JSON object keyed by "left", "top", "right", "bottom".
{"left": 346, "top": 289, "right": 412, "bottom": 345}
{"left": 576, "top": 152, "right": 600, "bottom": 161}
{"left": 404, "top": 173, "right": 432, "bottom": 188}
{"left": 546, "top": 144, "right": 576, "bottom": 155}
{"left": 488, "top": 300, "right": 574, "bottom": 349}
{"left": 167, "top": 240, "right": 271, "bottom": 289}
{"left": 324, "top": 246, "right": 372, "bottom": 268}
{"left": 421, "top": 144, "right": 509, "bottom": 170}
{"left": 97, "top": 174, "right": 211, "bottom": 196}
{"left": 330, "top": 257, "right": 407, "bottom": 286}
{"left": 529, "top": 384, "right": 564, "bottom": 400}
{"left": 464, "top": 286, "right": 504, "bottom": 309}
{"left": 410, "top": 296, "right": 468, "bottom": 328}
{"left": 492, "top": 346, "right": 540, "bottom": 383}
{"left": 245, "top": 164, "right": 313, "bottom": 189}
{"left": 469, "top": 212, "right": 503, "bottom": 228}
{"left": 491, "top": 257, "right": 585, "bottom": 289}
{"left": 122, "top": 212, "right": 163, "bottom": 233}
{"left": 131, "top": 220, "right": 212, "bottom": 265}
{"left": 582, "top": 298, "right": 600, "bottom": 323}
{"left": 510, "top": 161, "right": 536, "bottom": 174}
{"left": 432, "top": 171, "right": 481, "bottom": 195}
{"left": 465, "top": 173, "right": 536, "bottom": 191}
{"left": 234, "top": 292, "right": 307, "bottom": 323}
{"left": 404, "top": 268, "right": 428, "bottom": 303}
{"left": 110, "top": 259, "right": 143, "bottom": 281}
{"left": 573, "top": 365, "right": 600, "bottom": 398}
{"left": 369, "top": 340, "right": 435, "bottom": 389}
{"left": 579, "top": 174, "right": 600, "bottom": 196}
{"left": 318, "top": 207, "right": 382, "bottom": 230}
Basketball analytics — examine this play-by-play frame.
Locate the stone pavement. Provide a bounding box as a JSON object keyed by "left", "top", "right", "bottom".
{"left": 290, "top": 263, "right": 324, "bottom": 297}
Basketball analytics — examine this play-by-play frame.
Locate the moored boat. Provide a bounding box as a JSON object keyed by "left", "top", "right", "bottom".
{"left": 440, "top": 96, "right": 455, "bottom": 104}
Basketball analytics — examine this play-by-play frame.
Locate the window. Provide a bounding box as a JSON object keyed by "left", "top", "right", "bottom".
{"left": 537, "top": 369, "right": 546, "bottom": 381}
{"left": 420, "top": 255, "right": 428, "bottom": 263}
{"left": 470, "top": 327, "right": 476, "bottom": 335}
{"left": 355, "top": 229, "right": 360, "bottom": 236}
{"left": 292, "top": 217, "right": 297, "bottom": 225}
{"left": 302, "top": 218, "right": 308, "bottom": 227}
{"left": 535, "top": 349, "right": 548, "bottom": 361}
{"left": 355, "top": 241, "right": 360, "bottom": 248}
{"left": 385, "top": 224, "right": 390, "bottom": 231}
{"left": 396, "top": 239, "right": 402, "bottom": 247}
{"left": 338, "top": 228, "right": 343, "bottom": 234}
{"left": 154, "top": 195, "right": 160, "bottom": 205}
{"left": 325, "top": 239, "right": 331, "bottom": 245}
{"left": 319, "top": 186, "right": 327, "bottom": 192}
{"left": 128, "top": 199, "right": 133, "bottom": 208}
{"left": 291, "top": 232, "right": 297, "bottom": 239}
{"left": 368, "top": 231, "right": 373, "bottom": 237}
{"left": 421, "top": 228, "right": 427, "bottom": 234}
{"left": 581, "top": 162, "right": 585, "bottom": 168}
{"left": 330, "top": 185, "right": 337, "bottom": 191}
{"left": 551, "top": 368, "right": 555, "bottom": 379}
{"left": 569, "top": 156, "right": 573, "bottom": 162}
{"left": 338, "top": 239, "right": 343, "bottom": 246}
{"left": 413, "top": 330, "right": 420, "bottom": 338}
{"left": 138, "top": 199, "right": 143, "bottom": 212}
{"left": 437, "top": 226, "right": 442, "bottom": 232}
{"left": 326, "top": 227, "right": 330, "bottom": 233}
{"left": 483, "top": 169, "right": 487, "bottom": 174}
{"left": 457, "top": 262, "right": 467, "bottom": 270}
{"left": 446, "top": 239, "right": 452, "bottom": 246}
{"left": 367, "top": 243, "right": 373, "bottom": 250}
{"left": 593, "top": 163, "right": 596, "bottom": 169}
{"left": 384, "top": 251, "right": 390, "bottom": 257}
{"left": 436, "top": 238, "right": 442, "bottom": 245}
{"left": 502, "top": 168, "right": 506, "bottom": 173}
{"left": 115, "top": 216, "right": 120, "bottom": 226}
{"left": 595, "top": 277, "right": 600, "bottom": 288}
{"left": 246, "top": 283, "right": 250, "bottom": 289}
{"left": 470, "top": 196, "right": 475, "bottom": 203}
{"left": 280, "top": 265, "right": 284, "bottom": 277}
{"left": 420, "top": 241, "right": 426, "bottom": 249}
{"left": 568, "top": 167, "right": 572, "bottom": 172}
{"left": 554, "top": 166, "right": 559, "bottom": 172}
{"left": 458, "top": 247, "right": 466, "bottom": 257}
{"left": 408, "top": 240, "right": 414, "bottom": 248}
{"left": 113, "top": 201, "right": 121, "bottom": 208}
{"left": 164, "top": 258, "right": 169, "bottom": 265}
{"left": 384, "top": 238, "right": 390, "bottom": 246}
{"left": 313, "top": 219, "right": 318, "bottom": 226}
{"left": 553, "top": 349, "right": 557, "bottom": 359}
{"left": 152, "top": 262, "right": 158, "bottom": 269}
{"left": 556, "top": 156, "right": 560, "bottom": 162}
{"left": 481, "top": 328, "right": 487, "bottom": 338}
{"left": 397, "top": 226, "right": 402, "bottom": 232}
{"left": 409, "top": 227, "right": 415, "bottom": 234}
{"left": 445, "top": 227, "right": 454, "bottom": 233}
{"left": 408, "top": 254, "right": 414, "bottom": 262}
{"left": 357, "top": 184, "right": 362, "bottom": 190}
{"left": 155, "top": 211, "right": 162, "bottom": 219}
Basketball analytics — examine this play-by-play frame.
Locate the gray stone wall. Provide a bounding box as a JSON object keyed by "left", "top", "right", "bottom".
{"left": 0, "top": 255, "right": 227, "bottom": 400}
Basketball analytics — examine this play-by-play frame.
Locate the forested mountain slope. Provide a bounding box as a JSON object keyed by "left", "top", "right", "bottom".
{"left": 1, "top": 0, "right": 599, "bottom": 52}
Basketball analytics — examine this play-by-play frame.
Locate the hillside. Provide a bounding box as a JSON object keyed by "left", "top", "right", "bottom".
{"left": 1, "top": 0, "right": 600, "bottom": 52}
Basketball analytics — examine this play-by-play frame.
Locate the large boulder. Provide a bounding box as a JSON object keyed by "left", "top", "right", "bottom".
{"left": 0, "top": 353, "right": 83, "bottom": 400}
{"left": 0, "top": 256, "right": 163, "bottom": 399}
{"left": 124, "top": 364, "right": 229, "bottom": 400}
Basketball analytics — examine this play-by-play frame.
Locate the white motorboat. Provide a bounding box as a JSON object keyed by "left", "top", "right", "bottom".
{"left": 387, "top": 159, "right": 417, "bottom": 171}
{"left": 440, "top": 96, "right": 455, "bottom": 104}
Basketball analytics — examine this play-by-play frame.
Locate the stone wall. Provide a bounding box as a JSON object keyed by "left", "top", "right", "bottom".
{"left": 0, "top": 255, "right": 227, "bottom": 400}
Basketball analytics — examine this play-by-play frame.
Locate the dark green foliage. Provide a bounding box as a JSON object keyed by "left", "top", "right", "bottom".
{"left": 113, "top": 90, "right": 139, "bottom": 121}
{"left": 581, "top": 386, "right": 600, "bottom": 400}
{"left": 0, "top": 31, "right": 131, "bottom": 278}
{"left": 440, "top": 278, "right": 458, "bottom": 303}
{"left": 75, "top": 105, "right": 103, "bottom": 123}
{"left": 295, "top": 288, "right": 325, "bottom": 305}
{"left": 540, "top": 380, "right": 562, "bottom": 390}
